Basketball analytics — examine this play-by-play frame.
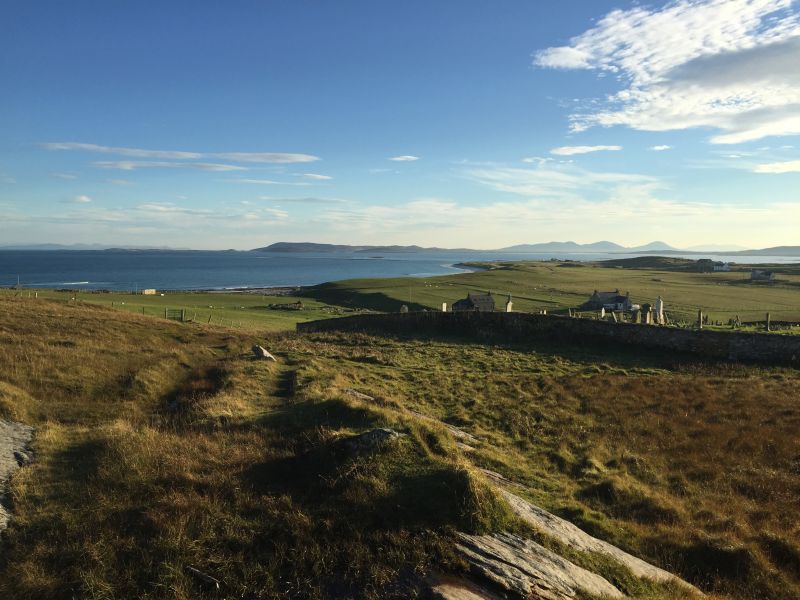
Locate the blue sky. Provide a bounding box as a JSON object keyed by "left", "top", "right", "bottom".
{"left": 1, "top": 0, "right": 799, "bottom": 249}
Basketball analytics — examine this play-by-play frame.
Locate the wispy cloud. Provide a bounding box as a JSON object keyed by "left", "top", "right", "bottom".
{"left": 298, "top": 173, "right": 333, "bottom": 180}
{"left": 388, "top": 155, "right": 419, "bottom": 161}
{"left": 258, "top": 196, "right": 346, "bottom": 205}
{"left": 51, "top": 172, "right": 79, "bottom": 180}
{"left": 535, "top": 0, "right": 800, "bottom": 144}
{"left": 228, "top": 178, "right": 311, "bottom": 186}
{"left": 550, "top": 145, "right": 622, "bottom": 156}
{"left": 93, "top": 161, "right": 247, "bottom": 171}
{"left": 62, "top": 195, "right": 92, "bottom": 204}
{"left": 107, "top": 178, "right": 133, "bottom": 186}
{"left": 465, "top": 163, "right": 659, "bottom": 200}
{"left": 650, "top": 145, "right": 672, "bottom": 151}
{"left": 753, "top": 159, "right": 800, "bottom": 173}
{"left": 42, "top": 142, "right": 319, "bottom": 163}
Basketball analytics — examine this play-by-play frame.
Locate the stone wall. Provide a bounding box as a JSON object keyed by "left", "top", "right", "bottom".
{"left": 296, "top": 312, "right": 800, "bottom": 366}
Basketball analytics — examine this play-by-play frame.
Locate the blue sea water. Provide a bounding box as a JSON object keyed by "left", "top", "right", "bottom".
{"left": 0, "top": 250, "right": 796, "bottom": 291}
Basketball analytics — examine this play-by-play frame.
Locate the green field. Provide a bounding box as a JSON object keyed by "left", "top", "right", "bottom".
{"left": 2, "top": 288, "right": 357, "bottom": 332}
{"left": 306, "top": 260, "right": 800, "bottom": 324}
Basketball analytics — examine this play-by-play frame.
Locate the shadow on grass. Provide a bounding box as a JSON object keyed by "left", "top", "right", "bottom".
{"left": 305, "top": 284, "right": 428, "bottom": 312}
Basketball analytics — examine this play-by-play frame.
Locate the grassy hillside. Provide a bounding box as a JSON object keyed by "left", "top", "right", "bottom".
{"left": 1, "top": 296, "right": 799, "bottom": 598}
{"left": 306, "top": 260, "right": 800, "bottom": 323}
{"left": 3, "top": 288, "right": 353, "bottom": 332}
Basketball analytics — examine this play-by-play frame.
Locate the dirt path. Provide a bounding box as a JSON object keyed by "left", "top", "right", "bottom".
{"left": 0, "top": 420, "right": 33, "bottom": 533}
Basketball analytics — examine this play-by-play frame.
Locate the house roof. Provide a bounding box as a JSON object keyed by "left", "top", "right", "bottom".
{"left": 453, "top": 292, "right": 495, "bottom": 310}
{"left": 592, "top": 291, "right": 629, "bottom": 304}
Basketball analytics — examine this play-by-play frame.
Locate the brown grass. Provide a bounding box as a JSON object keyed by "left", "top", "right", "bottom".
{"left": 1, "top": 296, "right": 798, "bottom": 599}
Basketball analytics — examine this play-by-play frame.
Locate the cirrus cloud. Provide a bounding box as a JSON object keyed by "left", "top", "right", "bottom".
{"left": 42, "top": 142, "right": 319, "bottom": 163}
{"left": 550, "top": 145, "right": 622, "bottom": 155}
{"left": 388, "top": 155, "right": 419, "bottom": 161}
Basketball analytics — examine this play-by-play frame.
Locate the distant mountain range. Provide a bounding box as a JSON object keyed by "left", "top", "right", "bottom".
{"left": 4, "top": 241, "right": 798, "bottom": 257}
{"left": 252, "top": 241, "right": 800, "bottom": 256}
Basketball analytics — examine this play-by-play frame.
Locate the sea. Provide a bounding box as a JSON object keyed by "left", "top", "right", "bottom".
{"left": 0, "top": 249, "right": 796, "bottom": 292}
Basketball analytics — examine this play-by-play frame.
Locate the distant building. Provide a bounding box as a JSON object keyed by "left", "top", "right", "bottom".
{"left": 713, "top": 262, "right": 731, "bottom": 272}
{"left": 751, "top": 269, "right": 775, "bottom": 282}
{"left": 452, "top": 291, "right": 496, "bottom": 312}
{"left": 141, "top": 289, "right": 157, "bottom": 295}
{"left": 582, "top": 289, "right": 633, "bottom": 311}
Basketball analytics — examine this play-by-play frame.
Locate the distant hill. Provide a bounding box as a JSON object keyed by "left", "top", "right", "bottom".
{"left": 499, "top": 241, "right": 627, "bottom": 252}
{"left": 737, "top": 246, "right": 800, "bottom": 256}
{"left": 253, "top": 242, "right": 471, "bottom": 253}
{"left": 628, "top": 241, "right": 677, "bottom": 252}
{"left": 252, "top": 242, "right": 375, "bottom": 253}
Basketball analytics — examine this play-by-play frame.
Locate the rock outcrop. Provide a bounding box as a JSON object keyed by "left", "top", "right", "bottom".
{"left": 497, "top": 488, "right": 701, "bottom": 594}
{"left": 455, "top": 532, "right": 624, "bottom": 600}
{"left": 0, "top": 420, "right": 34, "bottom": 533}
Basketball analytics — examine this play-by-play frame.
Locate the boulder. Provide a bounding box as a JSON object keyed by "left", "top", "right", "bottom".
{"left": 251, "top": 345, "right": 276, "bottom": 361}
{"left": 342, "top": 428, "right": 403, "bottom": 454}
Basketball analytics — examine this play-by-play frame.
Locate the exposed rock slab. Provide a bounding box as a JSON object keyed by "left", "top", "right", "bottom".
{"left": 426, "top": 573, "right": 506, "bottom": 599}
{"left": 0, "top": 419, "right": 34, "bottom": 533}
{"left": 455, "top": 532, "right": 624, "bottom": 599}
{"left": 498, "top": 488, "right": 701, "bottom": 594}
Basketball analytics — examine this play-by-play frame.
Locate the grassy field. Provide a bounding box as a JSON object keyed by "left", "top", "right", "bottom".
{"left": 1, "top": 288, "right": 357, "bottom": 332}
{"left": 305, "top": 260, "right": 800, "bottom": 324}
{"left": 1, "top": 294, "right": 799, "bottom": 599}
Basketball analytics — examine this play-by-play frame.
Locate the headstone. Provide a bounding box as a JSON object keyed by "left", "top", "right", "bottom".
{"left": 505, "top": 294, "right": 513, "bottom": 313}
{"left": 399, "top": 304, "right": 409, "bottom": 313}
{"left": 766, "top": 312, "right": 771, "bottom": 332}
{"left": 442, "top": 302, "right": 447, "bottom": 312}
{"left": 698, "top": 309, "right": 703, "bottom": 329}
{"left": 611, "top": 312, "right": 618, "bottom": 323}
{"left": 641, "top": 303, "right": 652, "bottom": 325}
{"left": 655, "top": 296, "right": 665, "bottom": 325}
{"left": 600, "top": 307, "right": 606, "bottom": 318}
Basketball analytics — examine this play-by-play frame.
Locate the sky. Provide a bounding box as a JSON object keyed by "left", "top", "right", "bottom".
{"left": 1, "top": 0, "right": 799, "bottom": 250}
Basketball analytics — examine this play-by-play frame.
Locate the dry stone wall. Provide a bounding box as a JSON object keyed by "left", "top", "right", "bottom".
{"left": 297, "top": 312, "right": 800, "bottom": 366}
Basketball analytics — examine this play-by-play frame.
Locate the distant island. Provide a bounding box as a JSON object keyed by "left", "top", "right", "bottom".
{"left": 252, "top": 241, "right": 800, "bottom": 257}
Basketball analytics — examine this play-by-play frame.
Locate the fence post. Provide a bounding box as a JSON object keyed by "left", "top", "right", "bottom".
{"left": 164, "top": 308, "right": 168, "bottom": 319}
{"left": 181, "top": 309, "right": 186, "bottom": 322}
{"left": 698, "top": 309, "right": 703, "bottom": 330}
{"left": 766, "top": 312, "right": 771, "bottom": 332}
